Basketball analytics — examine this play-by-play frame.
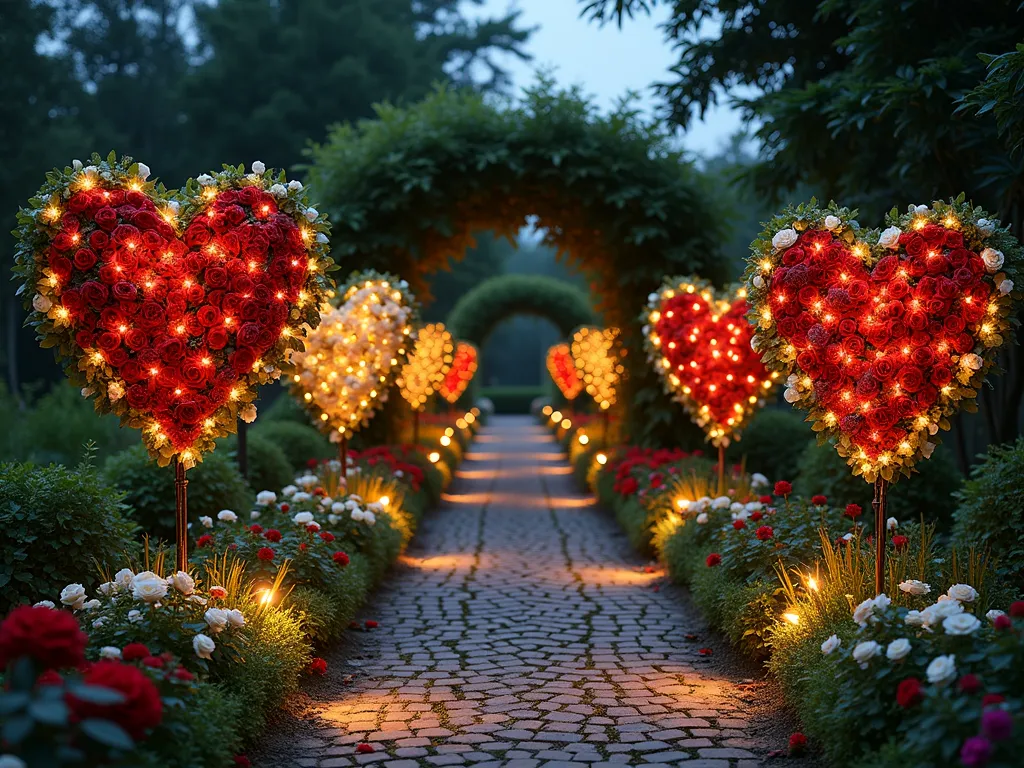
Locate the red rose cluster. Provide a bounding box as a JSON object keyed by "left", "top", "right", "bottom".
{"left": 652, "top": 288, "right": 771, "bottom": 437}
{"left": 355, "top": 446, "right": 426, "bottom": 492}
{"left": 439, "top": 342, "right": 478, "bottom": 404}
{"left": 48, "top": 184, "right": 308, "bottom": 451}
{"left": 768, "top": 226, "right": 991, "bottom": 461}
{"left": 546, "top": 343, "right": 583, "bottom": 401}
{"left": 610, "top": 447, "right": 695, "bottom": 497}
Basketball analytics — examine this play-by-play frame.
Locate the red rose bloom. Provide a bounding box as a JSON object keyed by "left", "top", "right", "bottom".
{"left": 705, "top": 553, "right": 722, "bottom": 567}
{"left": 196, "top": 534, "right": 213, "bottom": 548}
{"left": 811, "top": 495, "right": 827, "bottom": 506}
{"left": 774, "top": 481, "right": 792, "bottom": 496}
{"left": 141, "top": 656, "right": 164, "bottom": 669}
{"left": 333, "top": 552, "right": 350, "bottom": 566}
{"left": 264, "top": 529, "right": 282, "bottom": 543}
{"left": 1010, "top": 601, "right": 1024, "bottom": 617}
{"left": 257, "top": 547, "right": 275, "bottom": 562}
{"left": 307, "top": 657, "right": 327, "bottom": 675}
{"left": 234, "top": 757, "right": 252, "bottom": 768}
{"left": 788, "top": 733, "right": 808, "bottom": 756}
{"left": 759, "top": 495, "right": 772, "bottom": 504}
{"left": 994, "top": 615, "right": 1012, "bottom": 631}
{"left": 892, "top": 535, "right": 909, "bottom": 551}
{"left": 0, "top": 605, "right": 87, "bottom": 671}
{"left": 897, "top": 678, "right": 923, "bottom": 708}
{"left": 845, "top": 504, "right": 862, "bottom": 519}
{"left": 982, "top": 694, "right": 1006, "bottom": 707}
{"left": 279, "top": 503, "right": 290, "bottom": 513}
{"left": 121, "top": 643, "right": 151, "bottom": 662}
{"left": 958, "top": 674, "right": 982, "bottom": 694}
{"left": 732, "top": 519, "right": 746, "bottom": 531}
{"left": 750, "top": 511, "right": 764, "bottom": 522}
{"left": 173, "top": 667, "right": 195, "bottom": 682}
{"left": 37, "top": 669, "right": 64, "bottom": 686}
{"left": 756, "top": 525, "right": 774, "bottom": 541}
{"left": 249, "top": 524, "right": 263, "bottom": 534}
{"left": 320, "top": 532, "right": 335, "bottom": 543}
{"left": 68, "top": 660, "right": 163, "bottom": 739}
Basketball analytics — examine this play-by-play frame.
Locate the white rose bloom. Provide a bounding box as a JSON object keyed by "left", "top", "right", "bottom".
{"left": 199, "top": 516, "right": 213, "bottom": 528}
{"left": 99, "top": 646, "right": 122, "bottom": 660}
{"left": 239, "top": 403, "right": 258, "bottom": 423}
{"left": 920, "top": 442, "right": 936, "bottom": 459}
{"left": 926, "top": 654, "right": 957, "bottom": 685}
{"left": 942, "top": 613, "right": 981, "bottom": 636}
{"left": 127, "top": 609, "right": 143, "bottom": 623}
{"left": 293, "top": 511, "right": 315, "bottom": 525}
{"left": 351, "top": 510, "right": 365, "bottom": 522}
{"left": 167, "top": 200, "right": 180, "bottom": 214}
{"left": 783, "top": 387, "right": 800, "bottom": 404}
{"left": 852, "top": 640, "right": 881, "bottom": 668}
{"left": 34, "top": 600, "right": 56, "bottom": 609}
{"left": 886, "top": 638, "right": 911, "bottom": 661}
{"left": 729, "top": 502, "right": 745, "bottom": 513}
{"left": 331, "top": 502, "right": 346, "bottom": 514}
{"left": 873, "top": 593, "right": 892, "bottom": 611}
{"left": 256, "top": 490, "right": 277, "bottom": 506}
{"left": 712, "top": 496, "right": 731, "bottom": 510}
{"left": 304, "top": 207, "right": 318, "bottom": 221}
{"left": 282, "top": 485, "right": 298, "bottom": 497}
{"left": 287, "top": 179, "right": 303, "bottom": 191}
{"left": 731, "top": 510, "right": 750, "bottom": 522}
{"left": 32, "top": 294, "right": 52, "bottom": 313}
{"left": 226, "top": 608, "right": 245, "bottom": 628}
{"left": 320, "top": 497, "right": 333, "bottom": 507}
{"left": 947, "top": 584, "right": 978, "bottom": 603}
{"left": 914, "top": 204, "right": 930, "bottom": 214}
{"left": 169, "top": 571, "right": 195, "bottom": 595}
{"left": 107, "top": 381, "right": 125, "bottom": 401}
{"left": 188, "top": 595, "right": 208, "bottom": 605}
{"left": 98, "top": 581, "right": 117, "bottom": 596}
{"left": 131, "top": 571, "right": 168, "bottom": 603}
{"left": 772, "top": 228, "right": 798, "bottom": 251}
{"left": 899, "top": 580, "right": 931, "bottom": 596}
{"left": 328, "top": 514, "right": 341, "bottom": 525}
{"left": 292, "top": 492, "right": 312, "bottom": 503}
{"left": 217, "top": 509, "right": 238, "bottom": 523}
{"left": 204, "top": 607, "right": 229, "bottom": 633}
{"left": 251, "top": 160, "right": 266, "bottom": 174}
{"left": 114, "top": 568, "right": 134, "bottom": 588}
{"left": 60, "top": 584, "right": 86, "bottom": 610}
{"left": 905, "top": 610, "right": 924, "bottom": 627}
{"left": 0, "top": 757, "right": 26, "bottom": 768}
{"left": 196, "top": 173, "right": 215, "bottom": 186}
{"left": 853, "top": 597, "right": 876, "bottom": 627}
{"left": 986, "top": 609, "right": 1006, "bottom": 623}
{"left": 981, "top": 247, "right": 1004, "bottom": 273}
{"left": 821, "top": 634, "right": 841, "bottom": 655}
{"left": 877, "top": 226, "right": 901, "bottom": 249}
{"left": 750, "top": 473, "right": 769, "bottom": 489}
{"left": 193, "top": 633, "right": 216, "bottom": 660}
{"left": 269, "top": 183, "right": 287, "bottom": 198}
{"left": 920, "top": 599, "right": 964, "bottom": 628}
{"left": 752, "top": 274, "right": 765, "bottom": 289}
{"left": 696, "top": 513, "right": 709, "bottom": 524}
{"left": 842, "top": 532, "right": 855, "bottom": 542}
{"left": 72, "top": 159, "right": 83, "bottom": 170}
{"left": 745, "top": 501, "right": 764, "bottom": 512}
{"left": 887, "top": 517, "right": 898, "bottom": 531}
{"left": 960, "top": 353, "right": 983, "bottom": 371}
{"left": 298, "top": 474, "right": 318, "bottom": 487}
{"left": 316, "top": 232, "right": 329, "bottom": 244}
{"left": 137, "top": 163, "right": 150, "bottom": 180}
{"left": 82, "top": 599, "right": 100, "bottom": 612}
{"left": 824, "top": 215, "right": 841, "bottom": 230}
{"left": 999, "top": 279, "right": 1014, "bottom": 295}
{"left": 977, "top": 218, "right": 996, "bottom": 236}
{"left": 364, "top": 511, "right": 376, "bottom": 526}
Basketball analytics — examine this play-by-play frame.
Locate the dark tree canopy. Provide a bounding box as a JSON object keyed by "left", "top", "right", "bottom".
{"left": 307, "top": 82, "right": 728, "bottom": 445}
{"left": 446, "top": 275, "right": 596, "bottom": 346}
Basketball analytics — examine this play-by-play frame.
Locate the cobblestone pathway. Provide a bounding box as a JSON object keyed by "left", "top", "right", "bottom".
{"left": 254, "top": 417, "right": 798, "bottom": 768}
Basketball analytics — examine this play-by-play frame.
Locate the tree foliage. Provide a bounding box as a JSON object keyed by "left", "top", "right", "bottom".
{"left": 306, "top": 82, "right": 728, "bottom": 445}
{"left": 446, "top": 274, "right": 596, "bottom": 346}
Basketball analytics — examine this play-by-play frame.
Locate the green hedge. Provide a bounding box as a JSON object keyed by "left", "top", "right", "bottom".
{"left": 726, "top": 407, "right": 812, "bottom": 483}
{"left": 251, "top": 420, "right": 335, "bottom": 469}
{"left": 481, "top": 386, "right": 546, "bottom": 414}
{"left": 220, "top": 432, "right": 294, "bottom": 493}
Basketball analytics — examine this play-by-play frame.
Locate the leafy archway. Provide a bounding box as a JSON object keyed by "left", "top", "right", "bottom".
{"left": 446, "top": 275, "right": 595, "bottom": 346}
{"left": 306, "top": 82, "right": 727, "bottom": 444}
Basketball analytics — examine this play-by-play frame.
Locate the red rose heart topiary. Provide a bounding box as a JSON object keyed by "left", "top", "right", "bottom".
{"left": 14, "top": 154, "right": 335, "bottom": 465}
{"left": 747, "top": 200, "right": 1019, "bottom": 482}
{"left": 644, "top": 276, "right": 779, "bottom": 445}
{"left": 547, "top": 342, "right": 583, "bottom": 401}
{"left": 439, "top": 341, "right": 478, "bottom": 404}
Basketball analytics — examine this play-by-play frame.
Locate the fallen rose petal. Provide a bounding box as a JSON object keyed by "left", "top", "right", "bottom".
{"left": 365, "top": 620, "right": 378, "bottom": 629}
{"left": 356, "top": 744, "right": 374, "bottom": 754}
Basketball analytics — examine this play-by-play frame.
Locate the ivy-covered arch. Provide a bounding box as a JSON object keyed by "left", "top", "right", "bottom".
{"left": 306, "top": 82, "right": 727, "bottom": 445}
{"left": 446, "top": 275, "right": 595, "bottom": 346}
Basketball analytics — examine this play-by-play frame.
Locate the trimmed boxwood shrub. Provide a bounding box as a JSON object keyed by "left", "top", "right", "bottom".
{"left": 260, "top": 388, "right": 313, "bottom": 424}
{"left": 794, "top": 440, "right": 962, "bottom": 529}
{"left": 0, "top": 461, "right": 139, "bottom": 612}
{"left": 103, "top": 445, "right": 253, "bottom": 539}
{"left": 726, "top": 407, "right": 813, "bottom": 483}
{"left": 251, "top": 420, "right": 335, "bottom": 469}
{"left": 220, "top": 432, "right": 294, "bottom": 493}
{"left": 952, "top": 437, "right": 1024, "bottom": 582}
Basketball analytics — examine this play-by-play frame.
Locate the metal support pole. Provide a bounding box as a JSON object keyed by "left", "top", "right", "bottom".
{"left": 174, "top": 458, "right": 189, "bottom": 572}
{"left": 872, "top": 477, "right": 889, "bottom": 595}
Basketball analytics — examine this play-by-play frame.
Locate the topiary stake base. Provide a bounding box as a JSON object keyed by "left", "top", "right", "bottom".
{"left": 175, "top": 458, "right": 189, "bottom": 572}
{"left": 872, "top": 477, "right": 889, "bottom": 595}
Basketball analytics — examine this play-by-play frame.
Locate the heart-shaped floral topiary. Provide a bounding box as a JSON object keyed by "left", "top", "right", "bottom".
{"left": 643, "top": 276, "right": 779, "bottom": 445}
{"left": 547, "top": 342, "right": 583, "bottom": 401}
{"left": 14, "top": 153, "right": 335, "bottom": 464}
{"left": 745, "top": 198, "right": 1020, "bottom": 482}
{"left": 439, "top": 342, "right": 478, "bottom": 404}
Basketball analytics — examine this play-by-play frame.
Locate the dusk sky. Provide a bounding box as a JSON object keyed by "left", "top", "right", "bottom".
{"left": 474, "top": 0, "right": 745, "bottom": 156}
